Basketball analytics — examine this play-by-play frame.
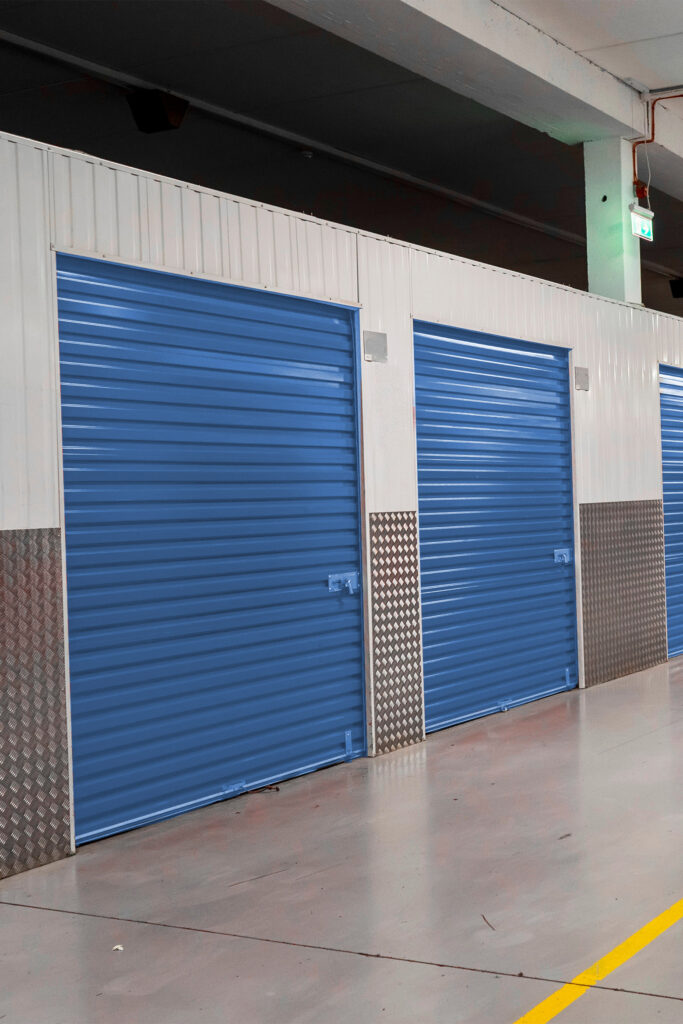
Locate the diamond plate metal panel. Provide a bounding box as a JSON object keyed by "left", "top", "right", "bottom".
{"left": 580, "top": 501, "right": 667, "bottom": 687}
{"left": 369, "top": 512, "right": 425, "bottom": 754}
{"left": 0, "top": 528, "right": 71, "bottom": 879}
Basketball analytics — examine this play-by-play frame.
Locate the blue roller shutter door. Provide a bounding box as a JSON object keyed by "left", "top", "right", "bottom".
{"left": 58, "top": 254, "right": 365, "bottom": 843}
{"left": 660, "top": 364, "right": 683, "bottom": 656}
{"left": 414, "top": 322, "right": 578, "bottom": 732}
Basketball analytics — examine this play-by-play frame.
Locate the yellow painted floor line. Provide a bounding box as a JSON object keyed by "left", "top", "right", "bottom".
{"left": 512, "top": 898, "right": 683, "bottom": 1024}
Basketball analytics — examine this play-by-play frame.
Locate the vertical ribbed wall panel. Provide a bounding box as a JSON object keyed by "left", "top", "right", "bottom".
{"left": 357, "top": 236, "right": 416, "bottom": 514}
{"left": 0, "top": 137, "right": 59, "bottom": 530}
{"left": 48, "top": 151, "right": 358, "bottom": 304}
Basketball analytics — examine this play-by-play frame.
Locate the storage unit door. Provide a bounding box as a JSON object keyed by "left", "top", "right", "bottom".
{"left": 58, "top": 254, "right": 365, "bottom": 843}
{"left": 660, "top": 364, "right": 683, "bottom": 657}
{"left": 414, "top": 322, "right": 578, "bottom": 732}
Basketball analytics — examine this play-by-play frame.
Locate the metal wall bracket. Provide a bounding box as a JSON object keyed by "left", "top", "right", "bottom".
{"left": 328, "top": 570, "right": 359, "bottom": 595}
{"left": 220, "top": 780, "right": 246, "bottom": 797}
{"left": 344, "top": 729, "right": 353, "bottom": 760}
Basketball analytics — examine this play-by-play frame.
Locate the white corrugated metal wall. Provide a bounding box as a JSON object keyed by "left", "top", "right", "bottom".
{"left": 357, "top": 236, "right": 415, "bottom": 515}
{"left": 0, "top": 139, "right": 59, "bottom": 531}
{"left": 49, "top": 151, "right": 358, "bottom": 305}
{"left": 3, "top": 127, "right": 683, "bottom": 711}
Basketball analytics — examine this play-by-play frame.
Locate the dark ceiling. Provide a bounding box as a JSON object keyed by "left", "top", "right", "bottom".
{"left": 0, "top": 0, "right": 681, "bottom": 313}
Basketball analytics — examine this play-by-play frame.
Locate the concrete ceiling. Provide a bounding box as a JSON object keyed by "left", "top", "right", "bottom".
{"left": 497, "top": 0, "right": 683, "bottom": 91}
{"left": 0, "top": 0, "right": 586, "bottom": 236}
{"left": 0, "top": 0, "right": 681, "bottom": 315}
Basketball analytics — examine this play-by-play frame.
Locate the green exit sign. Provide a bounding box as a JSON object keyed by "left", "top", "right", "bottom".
{"left": 630, "top": 203, "right": 654, "bottom": 242}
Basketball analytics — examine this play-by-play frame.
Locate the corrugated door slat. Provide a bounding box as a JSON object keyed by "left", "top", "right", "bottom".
{"left": 414, "top": 321, "right": 578, "bottom": 732}
{"left": 660, "top": 365, "right": 683, "bottom": 656}
{"left": 58, "top": 254, "right": 365, "bottom": 844}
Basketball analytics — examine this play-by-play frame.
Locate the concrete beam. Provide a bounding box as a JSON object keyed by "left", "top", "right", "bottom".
{"left": 269, "top": 0, "right": 683, "bottom": 201}
{"left": 269, "top": 0, "right": 644, "bottom": 142}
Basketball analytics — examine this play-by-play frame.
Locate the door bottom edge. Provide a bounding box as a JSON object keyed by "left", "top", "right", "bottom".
{"left": 74, "top": 747, "right": 365, "bottom": 845}
{"left": 425, "top": 679, "right": 577, "bottom": 735}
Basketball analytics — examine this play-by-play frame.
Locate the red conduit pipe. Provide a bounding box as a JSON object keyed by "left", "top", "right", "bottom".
{"left": 632, "top": 94, "right": 683, "bottom": 197}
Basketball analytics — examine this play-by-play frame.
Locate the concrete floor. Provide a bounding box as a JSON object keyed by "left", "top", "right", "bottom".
{"left": 1, "top": 662, "right": 682, "bottom": 1024}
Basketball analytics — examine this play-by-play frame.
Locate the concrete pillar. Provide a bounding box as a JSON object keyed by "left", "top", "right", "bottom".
{"left": 584, "top": 137, "right": 641, "bottom": 304}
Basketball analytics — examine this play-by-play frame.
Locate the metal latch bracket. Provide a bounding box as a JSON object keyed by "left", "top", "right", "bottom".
{"left": 328, "top": 571, "right": 359, "bottom": 595}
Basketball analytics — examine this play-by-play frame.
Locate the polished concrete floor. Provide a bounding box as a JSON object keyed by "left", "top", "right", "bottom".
{"left": 2, "top": 661, "right": 682, "bottom": 1023}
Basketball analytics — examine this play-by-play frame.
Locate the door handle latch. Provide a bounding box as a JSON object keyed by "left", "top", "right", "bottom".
{"left": 554, "top": 548, "right": 573, "bottom": 565}
{"left": 328, "top": 571, "right": 359, "bottom": 595}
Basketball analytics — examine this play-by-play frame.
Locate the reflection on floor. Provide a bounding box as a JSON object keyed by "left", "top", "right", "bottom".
{"left": 1, "top": 660, "right": 682, "bottom": 1023}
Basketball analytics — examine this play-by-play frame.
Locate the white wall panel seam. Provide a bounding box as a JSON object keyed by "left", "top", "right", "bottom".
{"left": 407, "top": 266, "right": 427, "bottom": 729}
{"left": 354, "top": 242, "right": 376, "bottom": 756}
{"left": 15, "top": 142, "right": 30, "bottom": 523}
{"left": 353, "top": 229, "right": 377, "bottom": 756}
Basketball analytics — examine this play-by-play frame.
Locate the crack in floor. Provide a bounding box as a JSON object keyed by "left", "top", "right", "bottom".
{"left": 2, "top": 899, "right": 681, "bottom": 1003}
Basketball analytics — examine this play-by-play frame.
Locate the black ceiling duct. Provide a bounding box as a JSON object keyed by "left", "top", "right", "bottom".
{"left": 670, "top": 278, "right": 683, "bottom": 298}
{"left": 126, "top": 88, "right": 189, "bottom": 133}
